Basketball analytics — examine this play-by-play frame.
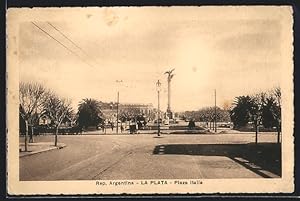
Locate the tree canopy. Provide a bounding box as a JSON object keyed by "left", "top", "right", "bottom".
{"left": 77, "top": 98, "right": 103, "bottom": 128}
{"left": 19, "top": 81, "right": 49, "bottom": 122}
{"left": 230, "top": 87, "right": 281, "bottom": 129}
{"left": 42, "top": 92, "right": 73, "bottom": 128}
{"left": 181, "top": 107, "right": 230, "bottom": 123}
{"left": 230, "top": 96, "right": 257, "bottom": 128}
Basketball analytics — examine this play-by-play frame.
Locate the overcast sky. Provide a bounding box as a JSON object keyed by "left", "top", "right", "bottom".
{"left": 18, "top": 7, "right": 288, "bottom": 112}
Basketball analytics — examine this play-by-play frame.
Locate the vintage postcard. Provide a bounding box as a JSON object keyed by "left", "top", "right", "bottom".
{"left": 6, "top": 6, "right": 294, "bottom": 195}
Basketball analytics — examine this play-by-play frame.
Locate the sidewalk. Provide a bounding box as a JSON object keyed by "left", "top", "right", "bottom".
{"left": 80, "top": 129, "right": 211, "bottom": 135}
{"left": 19, "top": 142, "right": 66, "bottom": 158}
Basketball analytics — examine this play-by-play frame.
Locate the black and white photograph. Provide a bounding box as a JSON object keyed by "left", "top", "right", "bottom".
{"left": 6, "top": 6, "right": 294, "bottom": 195}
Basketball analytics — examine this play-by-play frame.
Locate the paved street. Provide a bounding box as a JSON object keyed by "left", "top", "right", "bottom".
{"left": 20, "top": 132, "right": 280, "bottom": 181}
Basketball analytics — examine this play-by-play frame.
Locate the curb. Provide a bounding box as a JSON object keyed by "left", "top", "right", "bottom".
{"left": 19, "top": 143, "right": 67, "bottom": 158}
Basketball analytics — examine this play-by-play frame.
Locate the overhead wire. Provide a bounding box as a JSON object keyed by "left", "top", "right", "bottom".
{"left": 46, "top": 22, "right": 89, "bottom": 57}
{"left": 31, "top": 21, "right": 95, "bottom": 68}
{"left": 46, "top": 21, "right": 100, "bottom": 67}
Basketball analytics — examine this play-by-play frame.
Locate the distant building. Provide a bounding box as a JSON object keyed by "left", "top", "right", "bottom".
{"left": 39, "top": 114, "right": 52, "bottom": 125}
{"left": 120, "top": 103, "right": 154, "bottom": 116}
{"left": 60, "top": 116, "right": 74, "bottom": 128}
{"left": 38, "top": 114, "right": 74, "bottom": 127}
{"left": 99, "top": 102, "right": 155, "bottom": 122}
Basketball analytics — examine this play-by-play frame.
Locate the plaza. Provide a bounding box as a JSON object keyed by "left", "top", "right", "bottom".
{"left": 19, "top": 132, "right": 281, "bottom": 181}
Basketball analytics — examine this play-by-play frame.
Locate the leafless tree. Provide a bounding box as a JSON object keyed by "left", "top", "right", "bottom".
{"left": 254, "top": 88, "right": 281, "bottom": 143}
{"left": 43, "top": 92, "right": 73, "bottom": 146}
{"left": 183, "top": 107, "right": 230, "bottom": 130}
{"left": 273, "top": 87, "right": 281, "bottom": 107}
{"left": 19, "top": 82, "right": 49, "bottom": 151}
{"left": 272, "top": 87, "right": 281, "bottom": 143}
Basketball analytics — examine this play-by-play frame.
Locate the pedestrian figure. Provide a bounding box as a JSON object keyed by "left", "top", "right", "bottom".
{"left": 76, "top": 125, "right": 83, "bottom": 135}
{"left": 121, "top": 125, "right": 124, "bottom": 133}
{"left": 129, "top": 119, "right": 136, "bottom": 134}
{"left": 111, "top": 122, "right": 114, "bottom": 131}
{"left": 188, "top": 119, "right": 196, "bottom": 130}
{"left": 137, "top": 121, "right": 142, "bottom": 130}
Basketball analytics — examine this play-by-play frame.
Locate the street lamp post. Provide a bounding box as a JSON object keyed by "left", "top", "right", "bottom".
{"left": 156, "top": 80, "right": 161, "bottom": 136}
{"left": 254, "top": 114, "right": 258, "bottom": 144}
{"left": 214, "top": 89, "right": 217, "bottom": 133}
{"left": 277, "top": 119, "right": 281, "bottom": 143}
{"left": 116, "top": 80, "right": 123, "bottom": 134}
{"left": 110, "top": 102, "right": 114, "bottom": 132}
{"left": 116, "top": 92, "right": 119, "bottom": 134}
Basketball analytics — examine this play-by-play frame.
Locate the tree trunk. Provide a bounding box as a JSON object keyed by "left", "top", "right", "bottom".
{"left": 55, "top": 126, "right": 58, "bottom": 147}
{"left": 255, "top": 123, "right": 258, "bottom": 144}
{"left": 25, "top": 120, "right": 28, "bottom": 152}
{"left": 29, "top": 126, "right": 34, "bottom": 143}
{"left": 277, "top": 121, "right": 281, "bottom": 144}
{"left": 277, "top": 128, "right": 280, "bottom": 143}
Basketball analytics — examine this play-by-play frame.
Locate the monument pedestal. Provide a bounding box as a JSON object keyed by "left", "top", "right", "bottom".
{"left": 166, "top": 110, "right": 173, "bottom": 120}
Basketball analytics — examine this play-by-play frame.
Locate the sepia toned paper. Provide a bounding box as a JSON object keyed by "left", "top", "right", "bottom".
{"left": 7, "top": 6, "right": 294, "bottom": 195}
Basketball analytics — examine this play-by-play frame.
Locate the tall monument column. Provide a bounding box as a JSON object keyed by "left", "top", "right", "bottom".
{"left": 168, "top": 77, "right": 171, "bottom": 112}
{"left": 164, "top": 68, "right": 175, "bottom": 119}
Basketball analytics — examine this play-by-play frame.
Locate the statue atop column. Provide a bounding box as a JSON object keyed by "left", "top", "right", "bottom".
{"left": 164, "top": 68, "right": 175, "bottom": 119}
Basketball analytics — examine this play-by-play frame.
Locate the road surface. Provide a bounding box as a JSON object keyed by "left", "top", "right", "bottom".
{"left": 20, "top": 133, "right": 280, "bottom": 180}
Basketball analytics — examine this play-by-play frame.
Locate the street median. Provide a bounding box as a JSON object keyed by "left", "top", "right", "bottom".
{"left": 19, "top": 142, "right": 66, "bottom": 158}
